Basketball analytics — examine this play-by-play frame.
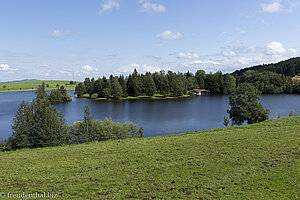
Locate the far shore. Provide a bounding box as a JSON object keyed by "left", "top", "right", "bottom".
{"left": 79, "top": 93, "right": 193, "bottom": 101}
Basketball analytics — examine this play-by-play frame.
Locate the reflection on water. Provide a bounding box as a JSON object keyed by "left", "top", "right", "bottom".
{"left": 0, "top": 91, "right": 300, "bottom": 140}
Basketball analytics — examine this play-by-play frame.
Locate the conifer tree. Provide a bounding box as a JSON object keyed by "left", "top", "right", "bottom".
{"left": 111, "top": 78, "right": 123, "bottom": 100}
{"left": 74, "top": 82, "right": 86, "bottom": 97}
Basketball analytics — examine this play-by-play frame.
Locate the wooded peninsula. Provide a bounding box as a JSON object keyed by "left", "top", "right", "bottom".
{"left": 75, "top": 57, "right": 300, "bottom": 100}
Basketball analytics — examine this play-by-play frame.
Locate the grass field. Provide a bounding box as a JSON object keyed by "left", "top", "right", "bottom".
{"left": 0, "top": 117, "right": 299, "bottom": 199}
{"left": 0, "top": 80, "right": 77, "bottom": 92}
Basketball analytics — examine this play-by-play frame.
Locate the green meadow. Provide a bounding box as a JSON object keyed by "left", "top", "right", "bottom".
{"left": 0, "top": 80, "right": 76, "bottom": 92}
{"left": 0, "top": 117, "right": 299, "bottom": 199}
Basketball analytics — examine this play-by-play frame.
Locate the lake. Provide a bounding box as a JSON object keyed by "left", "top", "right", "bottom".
{"left": 1, "top": 91, "right": 300, "bottom": 140}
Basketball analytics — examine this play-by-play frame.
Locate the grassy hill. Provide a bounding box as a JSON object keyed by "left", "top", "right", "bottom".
{"left": 0, "top": 117, "right": 299, "bottom": 199}
{"left": 0, "top": 80, "right": 77, "bottom": 92}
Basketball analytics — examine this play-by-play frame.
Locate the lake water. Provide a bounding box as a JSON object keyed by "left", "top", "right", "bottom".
{"left": 1, "top": 91, "right": 300, "bottom": 140}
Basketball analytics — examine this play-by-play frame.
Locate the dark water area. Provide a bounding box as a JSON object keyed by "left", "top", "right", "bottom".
{"left": 1, "top": 91, "right": 300, "bottom": 140}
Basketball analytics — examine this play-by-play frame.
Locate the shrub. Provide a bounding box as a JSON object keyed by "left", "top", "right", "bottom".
{"left": 289, "top": 110, "right": 298, "bottom": 117}
{"left": 91, "top": 93, "right": 98, "bottom": 99}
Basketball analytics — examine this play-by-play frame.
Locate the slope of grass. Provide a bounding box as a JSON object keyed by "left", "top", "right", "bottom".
{"left": 0, "top": 117, "right": 299, "bottom": 199}
{"left": 0, "top": 80, "right": 77, "bottom": 92}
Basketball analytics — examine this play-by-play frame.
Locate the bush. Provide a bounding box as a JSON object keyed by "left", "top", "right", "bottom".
{"left": 289, "top": 110, "right": 298, "bottom": 117}
{"left": 91, "top": 93, "right": 98, "bottom": 99}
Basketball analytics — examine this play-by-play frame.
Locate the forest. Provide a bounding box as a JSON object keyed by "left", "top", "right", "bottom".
{"left": 75, "top": 57, "right": 300, "bottom": 100}
{"left": 232, "top": 57, "right": 300, "bottom": 77}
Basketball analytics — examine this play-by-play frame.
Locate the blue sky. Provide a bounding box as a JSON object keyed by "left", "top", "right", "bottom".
{"left": 0, "top": 0, "right": 300, "bottom": 81}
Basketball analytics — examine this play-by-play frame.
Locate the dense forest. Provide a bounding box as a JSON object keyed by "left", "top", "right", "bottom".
{"left": 232, "top": 57, "right": 300, "bottom": 77}
{"left": 75, "top": 57, "right": 300, "bottom": 99}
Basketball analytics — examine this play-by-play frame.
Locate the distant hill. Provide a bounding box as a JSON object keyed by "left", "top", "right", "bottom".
{"left": 0, "top": 79, "right": 40, "bottom": 83}
{"left": 232, "top": 57, "right": 300, "bottom": 77}
{"left": 0, "top": 80, "right": 76, "bottom": 92}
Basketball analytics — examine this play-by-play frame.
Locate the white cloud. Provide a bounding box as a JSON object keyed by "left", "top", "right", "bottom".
{"left": 223, "top": 51, "right": 236, "bottom": 57}
{"left": 0, "top": 64, "right": 17, "bottom": 74}
{"left": 81, "top": 65, "right": 101, "bottom": 76}
{"left": 0, "top": 64, "right": 10, "bottom": 71}
{"left": 265, "top": 41, "right": 286, "bottom": 55}
{"left": 51, "top": 30, "right": 73, "bottom": 38}
{"left": 261, "top": 1, "right": 282, "bottom": 13}
{"left": 185, "top": 60, "right": 221, "bottom": 65}
{"left": 116, "top": 63, "right": 162, "bottom": 74}
{"left": 82, "top": 65, "right": 93, "bottom": 72}
{"left": 288, "top": 48, "right": 298, "bottom": 56}
{"left": 52, "top": 30, "right": 62, "bottom": 38}
{"left": 177, "top": 52, "right": 199, "bottom": 59}
{"left": 99, "top": 0, "right": 120, "bottom": 15}
{"left": 157, "top": 30, "right": 183, "bottom": 40}
{"left": 142, "top": 2, "right": 166, "bottom": 13}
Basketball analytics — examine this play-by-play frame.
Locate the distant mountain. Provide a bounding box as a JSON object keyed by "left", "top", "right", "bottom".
{"left": 232, "top": 57, "right": 300, "bottom": 77}
{"left": 0, "top": 79, "right": 40, "bottom": 83}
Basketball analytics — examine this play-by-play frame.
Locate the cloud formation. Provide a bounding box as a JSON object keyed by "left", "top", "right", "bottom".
{"left": 142, "top": 2, "right": 166, "bottom": 13}
{"left": 99, "top": 0, "right": 120, "bottom": 15}
{"left": 261, "top": 1, "right": 282, "bottom": 13}
{"left": 52, "top": 30, "right": 62, "bottom": 38}
{"left": 116, "top": 63, "right": 162, "bottom": 74}
{"left": 177, "top": 52, "right": 200, "bottom": 59}
{"left": 0, "top": 64, "right": 17, "bottom": 73}
{"left": 51, "top": 30, "right": 73, "bottom": 38}
{"left": 223, "top": 51, "right": 236, "bottom": 57}
{"left": 265, "top": 41, "right": 287, "bottom": 55}
{"left": 157, "top": 30, "right": 183, "bottom": 40}
{"left": 81, "top": 65, "right": 101, "bottom": 76}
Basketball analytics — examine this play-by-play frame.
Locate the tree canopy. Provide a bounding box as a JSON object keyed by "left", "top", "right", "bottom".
{"left": 227, "top": 83, "right": 270, "bottom": 125}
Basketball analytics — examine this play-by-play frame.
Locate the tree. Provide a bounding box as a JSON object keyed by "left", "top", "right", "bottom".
{"left": 170, "top": 75, "right": 183, "bottom": 96}
{"left": 156, "top": 71, "right": 169, "bottom": 96}
{"left": 142, "top": 72, "right": 156, "bottom": 96}
{"left": 94, "top": 78, "right": 103, "bottom": 97}
{"left": 223, "top": 74, "right": 236, "bottom": 94}
{"left": 204, "top": 71, "right": 224, "bottom": 94}
{"left": 111, "top": 78, "right": 123, "bottom": 100}
{"left": 9, "top": 98, "right": 68, "bottom": 150}
{"left": 102, "top": 77, "right": 111, "bottom": 99}
{"left": 127, "top": 70, "right": 142, "bottom": 96}
{"left": 195, "top": 70, "right": 206, "bottom": 89}
{"left": 36, "top": 82, "right": 47, "bottom": 99}
{"left": 84, "top": 78, "right": 94, "bottom": 97}
{"left": 69, "top": 105, "right": 95, "bottom": 144}
{"left": 9, "top": 101, "right": 32, "bottom": 149}
{"left": 227, "top": 83, "right": 269, "bottom": 125}
{"left": 74, "top": 82, "right": 86, "bottom": 97}
{"left": 223, "top": 116, "right": 230, "bottom": 127}
{"left": 289, "top": 110, "right": 298, "bottom": 117}
{"left": 118, "top": 75, "right": 128, "bottom": 97}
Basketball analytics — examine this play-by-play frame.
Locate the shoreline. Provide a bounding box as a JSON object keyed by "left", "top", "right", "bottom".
{"left": 78, "top": 94, "right": 193, "bottom": 101}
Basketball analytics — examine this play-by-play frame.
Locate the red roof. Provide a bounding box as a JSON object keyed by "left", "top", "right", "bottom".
{"left": 292, "top": 78, "right": 300, "bottom": 81}
{"left": 193, "top": 89, "right": 206, "bottom": 92}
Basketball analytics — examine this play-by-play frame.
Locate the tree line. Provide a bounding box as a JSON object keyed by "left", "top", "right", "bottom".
{"left": 75, "top": 66, "right": 300, "bottom": 100}
{"left": 0, "top": 85, "right": 143, "bottom": 151}
{"left": 233, "top": 57, "right": 300, "bottom": 77}
{"left": 75, "top": 69, "right": 238, "bottom": 99}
